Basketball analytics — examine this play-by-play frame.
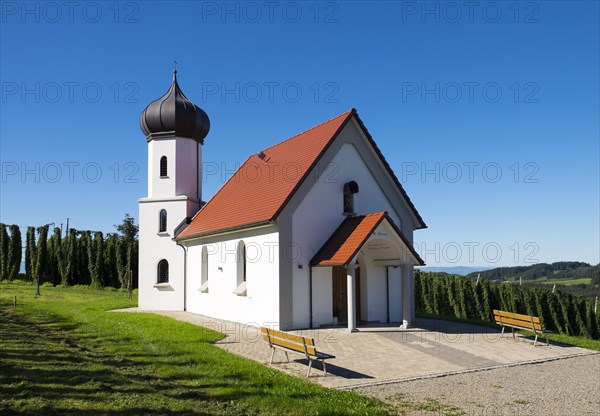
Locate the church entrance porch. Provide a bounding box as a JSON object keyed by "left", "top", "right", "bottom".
{"left": 310, "top": 212, "right": 425, "bottom": 332}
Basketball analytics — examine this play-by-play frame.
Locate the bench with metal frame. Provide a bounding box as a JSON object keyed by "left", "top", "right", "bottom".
{"left": 493, "top": 309, "right": 552, "bottom": 347}
{"left": 261, "top": 327, "right": 335, "bottom": 377}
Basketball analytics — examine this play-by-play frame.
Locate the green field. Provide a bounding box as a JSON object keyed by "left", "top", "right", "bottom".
{"left": 533, "top": 277, "right": 592, "bottom": 286}
{"left": 0, "top": 282, "right": 388, "bottom": 415}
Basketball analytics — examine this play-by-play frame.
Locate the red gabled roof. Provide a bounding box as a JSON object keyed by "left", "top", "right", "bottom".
{"left": 177, "top": 110, "right": 354, "bottom": 239}
{"left": 177, "top": 109, "right": 426, "bottom": 240}
{"left": 310, "top": 212, "right": 425, "bottom": 266}
{"left": 311, "top": 212, "right": 387, "bottom": 266}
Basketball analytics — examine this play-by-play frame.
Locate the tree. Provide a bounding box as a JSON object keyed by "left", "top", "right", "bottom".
{"left": 34, "top": 225, "right": 50, "bottom": 294}
{"left": 0, "top": 224, "right": 9, "bottom": 280}
{"left": 114, "top": 214, "right": 138, "bottom": 289}
{"left": 103, "top": 233, "right": 119, "bottom": 288}
{"left": 7, "top": 225, "right": 22, "bottom": 281}
{"left": 48, "top": 227, "right": 63, "bottom": 285}
{"left": 77, "top": 231, "right": 91, "bottom": 285}
{"left": 25, "top": 227, "right": 36, "bottom": 279}
{"left": 88, "top": 232, "right": 104, "bottom": 288}
{"left": 64, "top": 228, "right": 77, "bottom": 286}
{"left": 115, "top": 213, "right": 138, "bottom": 241}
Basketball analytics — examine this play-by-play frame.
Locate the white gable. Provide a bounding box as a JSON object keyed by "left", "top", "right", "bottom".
{"left": 282, "top": 118, "right": 419, "bottom": 327}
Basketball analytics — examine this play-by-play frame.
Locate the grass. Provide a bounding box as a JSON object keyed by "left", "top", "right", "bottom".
{"left": 0, "top": 282, "right": 389, "bottom": 415}
{"left": 416, "top": 312, "right": 600, "bottom": 351}
{"left": 542, "top": 332, "right": 600, "bottom": 351}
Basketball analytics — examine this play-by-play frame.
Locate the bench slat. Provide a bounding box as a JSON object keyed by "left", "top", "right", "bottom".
{"left": 262, "top": 328, "right": 320, "bottom": 357}
{"left": 493, "top": 316, "right": 542, "bottom": 331}
{"left": 493, "top": 310, "right": 541, "bottom": 324}
{"left": 262, "top": 327, "right": 313, "bottom": 345}
{"left": 268, "top": 337, "right": 308, "bottom": 354}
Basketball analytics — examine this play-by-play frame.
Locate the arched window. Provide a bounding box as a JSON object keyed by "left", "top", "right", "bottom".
{"left": 233, "top": 241, "right": 247, "bottom": 296}
{"left": 200, "top": 246, "right": 209, "bottom": 292}
{"left": 159, "top": 209, "right": 167, "bottom": 232}
{"left": 160, "top": 156, "right": 168, "bottom": 177}
{"left": 157, "top": 259, "right": 169, "bottom": 284}
{"left": 343, "top": 181, "right": 359, "bottom": 215}
{"left": 241, "top": 243, "right": 246, "bottom": 282}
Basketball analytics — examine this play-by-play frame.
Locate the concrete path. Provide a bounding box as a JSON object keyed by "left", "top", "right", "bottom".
{"left": 115, "top": 309, "right": 598, "bottom": 389}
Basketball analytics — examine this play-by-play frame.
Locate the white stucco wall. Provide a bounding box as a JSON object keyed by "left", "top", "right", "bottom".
{"left": 184, "top": 228, "right": 281, "bottom": 327}
{"left": 148, "top": 137, "right": 201, "bottom": 200}
{"left": 311, "top": 267, "right": 333, "bottom": 326}
{"left": 290, "top": 123, "right": 416, "bottom": 327}
{"left": 140, "top": 135, "right": 201, "bottom": 311}
{"left": 175, "top": 138, "right": 202, "bottom": 198}
{"left": 138, "top": 196, "right": 198, "bottom": 310}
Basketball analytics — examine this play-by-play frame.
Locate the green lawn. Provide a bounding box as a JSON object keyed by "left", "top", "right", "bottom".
{"left": 536, "top": 277, "right": 592, "bottom": 286}
{"left": 0, "top": 282, "right": 389, "bottom": 415}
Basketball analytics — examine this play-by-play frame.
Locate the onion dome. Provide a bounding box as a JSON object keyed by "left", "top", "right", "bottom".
{"left": 140, "top": 70, "right": 210, "bottom": 143}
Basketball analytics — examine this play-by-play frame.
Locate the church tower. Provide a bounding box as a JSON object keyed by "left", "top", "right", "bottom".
{"left": 138, "top": 70, "right": 210, "bottom": 310}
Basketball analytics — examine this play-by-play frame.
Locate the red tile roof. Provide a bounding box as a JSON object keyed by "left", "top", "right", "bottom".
{"left": 177, "top": 109, "right": 426, "bottom": 240}
{"left": 311, "top": 212, "right": 386, "bottom": 266}
{"left": 311, "top": 212, "right": 425, "bottom": 266}
{"left": 177, "top": 110, "right": 354, "bottom": 239}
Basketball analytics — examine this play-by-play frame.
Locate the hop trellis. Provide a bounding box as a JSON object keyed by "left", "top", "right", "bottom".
{"left": 415, "top": 270, "right": 600, "bottom": 340}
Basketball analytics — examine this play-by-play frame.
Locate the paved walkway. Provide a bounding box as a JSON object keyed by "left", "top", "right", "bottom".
{"left": 116, "top": 309, "right": 598, "bottom": 389}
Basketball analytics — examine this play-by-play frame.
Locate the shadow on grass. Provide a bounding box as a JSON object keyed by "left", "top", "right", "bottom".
{"left": 0, "top": 309, "right": 248, "bottom": 415}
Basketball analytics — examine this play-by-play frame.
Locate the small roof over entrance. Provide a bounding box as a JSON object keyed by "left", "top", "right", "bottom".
{"left": 310, "top": 212, "right": 425, "bottom": 267}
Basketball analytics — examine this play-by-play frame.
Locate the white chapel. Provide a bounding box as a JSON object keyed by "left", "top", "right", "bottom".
{"left": 138, "top": 71, "right": 426, "bottom": 331}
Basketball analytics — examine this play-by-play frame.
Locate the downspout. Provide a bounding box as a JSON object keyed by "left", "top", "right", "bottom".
{"left": 309, "top": 266, "right": 313, "bottom": 328}
{"left": 176, "top": 240, "right": 187, "bottom": 311}
{"left": 386, "top": 266, "right": 390, "bottom": 323}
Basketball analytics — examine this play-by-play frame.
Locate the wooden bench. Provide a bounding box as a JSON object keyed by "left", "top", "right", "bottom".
{"left": 261, "top": 327, "right": 335, "bottom": 377}
{"left": 493, "top": 309, "right": 552, "bottom": 346}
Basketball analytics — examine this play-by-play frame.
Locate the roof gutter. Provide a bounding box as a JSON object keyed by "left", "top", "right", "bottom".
{"left": 176, "top": 220, "right": 275, "bottom": 242}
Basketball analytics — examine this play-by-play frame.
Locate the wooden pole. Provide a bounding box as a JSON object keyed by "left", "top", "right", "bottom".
{"left": 595, "top": 296, "right": 598, "bottom": 315}
{"left": 476, "top": 273, "right": 480, "bottom": 286}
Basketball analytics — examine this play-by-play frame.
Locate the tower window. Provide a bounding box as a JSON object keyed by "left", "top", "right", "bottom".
{"left": 343, "top": 181, "right": 359, "bottom": 215}
{"left": 157, "top": 259, "right": 169, "bottom": 284}
{"left": 160, "top": 156, "right": 168, "bottom": 177}
{"left": 159, "top": 209, "right": 167, "bottom": 232}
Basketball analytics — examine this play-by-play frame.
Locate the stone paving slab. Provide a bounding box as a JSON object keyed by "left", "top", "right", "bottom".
{"left": 114, "top": 309, "right": 598, "bottom": 389}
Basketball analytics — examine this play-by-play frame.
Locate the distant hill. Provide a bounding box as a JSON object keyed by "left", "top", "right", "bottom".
{"left": 466, "top": 261, "right": 600, "bottom": 285}
{"left": 417, "top": 266, "right": 495, "bottom": 276}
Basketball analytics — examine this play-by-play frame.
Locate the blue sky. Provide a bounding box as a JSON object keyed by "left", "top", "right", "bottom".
{"left": 1, "top": 1, "right": 598, "bottom": 267}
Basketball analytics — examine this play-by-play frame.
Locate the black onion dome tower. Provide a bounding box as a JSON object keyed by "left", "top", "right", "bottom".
{"left": 140, "top": 70, "right": 210, "bottom": 143}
